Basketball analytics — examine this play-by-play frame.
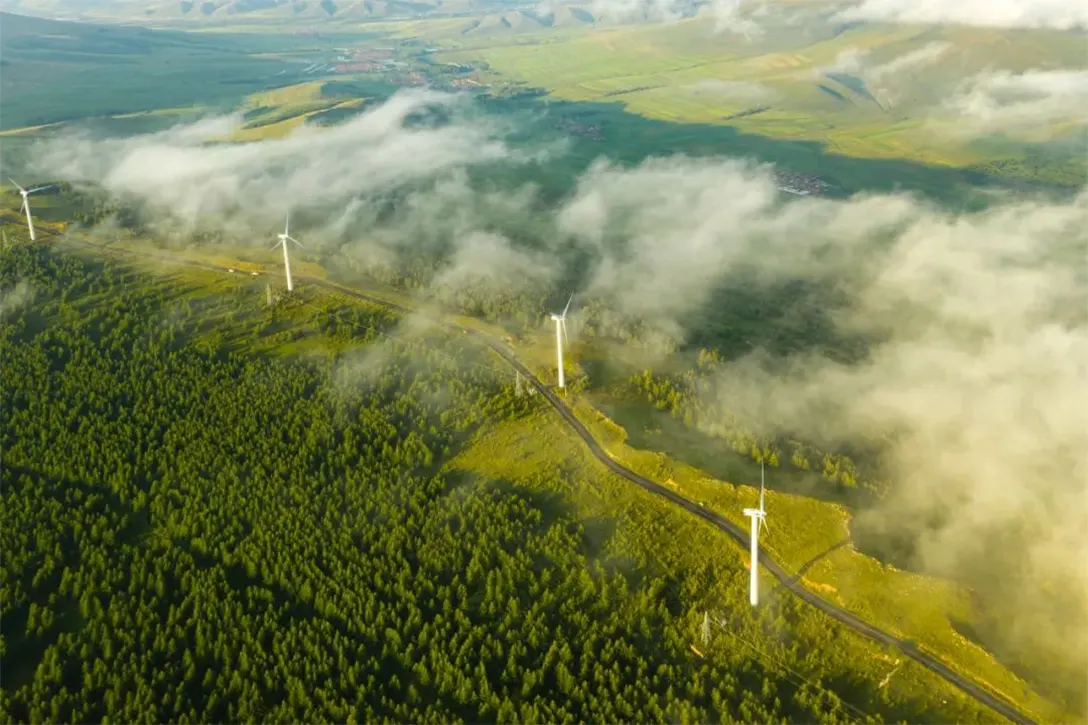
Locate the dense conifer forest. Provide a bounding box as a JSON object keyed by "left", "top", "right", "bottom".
{"left": 1, "top": 245, "right": 995, "bottom": 723}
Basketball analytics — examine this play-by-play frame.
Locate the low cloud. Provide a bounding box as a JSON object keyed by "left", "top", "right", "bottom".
{"left": 31, "top": 99, "right": 1088, "bottom": 699}
{"left": 835, "top": 0, "right": 1088, "bottom": 30}
{"left": 703, "top": 0, "right": 768, "bottom": 37}
{"left": 811, "top": 43, "right": 952, "bottom": 108}
{"left": 558, "top": 156, "right": 780, "bottom": 340}
{"left": 940, "top": 69, "right": 1088, "bottom": 139}
{"left": 0, "top": 280, "right": 35, "bottom": 320}
{"left": 584, "top": 0, "right": 767, "bottom": 34}
{"left": 30, "top": 89, "right": 533, "bottom": 240}
{"left": 814, "top": 46, "right": 869, "bottom": 76}
{"left": 558, "top": 154, "right": 1088, "bottom": 695}
{"left": 872, "top": 42, "right": 949, "bottom": 79}
{"left": 585, "top": 0, "right": 694, "bottom": 24}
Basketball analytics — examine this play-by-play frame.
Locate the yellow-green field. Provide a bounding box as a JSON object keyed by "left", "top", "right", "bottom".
{"left": 408, "top": 16, "right": 1087, "bottom": 172}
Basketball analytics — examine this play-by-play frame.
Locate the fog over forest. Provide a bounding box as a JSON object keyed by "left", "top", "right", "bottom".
{"left": 31, "top": 87, "right": 1088, "bottom": 701}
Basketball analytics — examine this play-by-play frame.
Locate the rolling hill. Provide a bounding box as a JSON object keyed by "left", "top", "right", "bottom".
{"left": 0, "top": 0, "right": 546, "bottom": 23}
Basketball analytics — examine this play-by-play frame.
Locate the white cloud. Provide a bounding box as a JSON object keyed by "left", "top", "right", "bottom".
{"left": 942, "top": 69, "right": 1088, "bottom": 138}
{"left": 809, "top": 42, "right": 955, "bottom": 108}
{"left": 815, "top": 46, "right": 869, "bottom": 76}
{"left": 866, "top": 41, "right": 951, "bottom": 83}
{"left": 30, "top": 89, "right": 528, "bottom": 239}
{"left": 835, "top": 0, "right": 1088, "bottom": 30}
{"left": 0, "top": 280, "right": 35, "bottom": 320}
{"left": 584, "top": 0, "right": 768, "bottom": 34}
{"left": 556, "top": 159, "right": 1088, "bottom": 687}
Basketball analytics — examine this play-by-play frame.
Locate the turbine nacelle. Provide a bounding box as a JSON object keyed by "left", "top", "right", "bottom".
{"left": 743, "top": 507, "right": 768, "bottom": 533}
{"left": 273, "top": 214, "right": 305, "bottom": 250}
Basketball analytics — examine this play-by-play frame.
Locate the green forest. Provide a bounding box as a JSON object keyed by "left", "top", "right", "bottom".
{"left": 0, "top": 243, "right": 999, "bottom": 723}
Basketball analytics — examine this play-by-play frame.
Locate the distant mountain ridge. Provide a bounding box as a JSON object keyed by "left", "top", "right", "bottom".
{"left": 0, "top": 0, "right": 557, "bottom": 22}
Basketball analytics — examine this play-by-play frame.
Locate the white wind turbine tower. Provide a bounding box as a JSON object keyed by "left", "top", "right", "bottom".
{"left": 550, "top": 293, "right": 573, "bottom": 389}
{"left": 10, "top": 179, "right": 54, "bottom": 242}
{"left": 743, "top": 460, "right": 769, "bottom": 607}
{"left": 271, "top": 214, "right": 304, "bottom": 292}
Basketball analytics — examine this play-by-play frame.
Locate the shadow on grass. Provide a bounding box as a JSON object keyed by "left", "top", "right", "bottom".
{"left": 595, "top": 397, "right": 868, "bottom": 509}
{"left": 791, "top": 536, "right": 851, "bottom": 582}
{"left": 479, "top": 95, "right": 1079, "bottom": 206}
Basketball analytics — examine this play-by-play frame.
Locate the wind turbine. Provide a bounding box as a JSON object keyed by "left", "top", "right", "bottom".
{"left": 743, "top": 460, "right": 769, "bottom": 607}
{"left": 550, "top": 292, "right": 573, "bottom": 389}
{"left": 10, "top": 179, "right": 54, "bottom": 242}
{"left": 271, "top": 214, "right": 304, "bottom": 293}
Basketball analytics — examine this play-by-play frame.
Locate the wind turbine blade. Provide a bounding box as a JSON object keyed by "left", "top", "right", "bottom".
{"left": 9, "top": 178, "right": 25, "bottom": 193}
{"left": 19, "top": 200, "right": 26, "bottom": 213}
{"left": 284, "top": 214, "right": 290, "bottom": 237}
{"left": 561, "top": 317, "right": 569, "bottom": 346}
{"left": 270, "top": 239, "right": 282, "bottom": 251}
{"left": 287, "top": 235, "right": 305, "bottom": 249}
{"left": 562, "top": 292, "right": 574, "bottom": 318}
{"left": 759, "top": 516, "right": 768, "bottom": 535}
{"left": 27, "top": 185, "right": 54, "bottom": 194}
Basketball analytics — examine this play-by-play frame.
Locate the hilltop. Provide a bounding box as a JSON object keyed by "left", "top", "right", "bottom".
{"left": 0, "top": 0, "right": 588, "bottom": 25}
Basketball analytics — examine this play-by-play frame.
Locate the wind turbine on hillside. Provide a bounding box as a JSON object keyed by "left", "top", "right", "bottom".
{"left": 10, "top": 179, "right": 54, "bottom": 242}
{"left": 550, "top": 293, "right": 573, "bottom": 389}
{"left": 743, "top": 461, "right": 769, "bottom": 607}
{"left": 271, "top": 214, "right": 304, "bottom": 293}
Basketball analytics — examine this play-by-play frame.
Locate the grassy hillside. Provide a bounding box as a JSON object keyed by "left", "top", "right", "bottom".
{"left": 423, "top": 17, "right": 1087, "bottom": 185}
{"left": 0, "top": 0, "right": 539, "bottom": 25}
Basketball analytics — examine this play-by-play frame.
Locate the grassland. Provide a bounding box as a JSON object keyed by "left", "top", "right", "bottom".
{"left": 421, "top": 16, "right": 1087, "bottom": 186}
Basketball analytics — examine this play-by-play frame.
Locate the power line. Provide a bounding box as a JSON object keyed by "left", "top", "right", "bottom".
{"left": 708, "top": 613, "right": 874, "bottom": 724}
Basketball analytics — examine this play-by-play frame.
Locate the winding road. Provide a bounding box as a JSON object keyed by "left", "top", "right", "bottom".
{"left": 39, "top": 233, "right": 1037, "bottom": 725}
